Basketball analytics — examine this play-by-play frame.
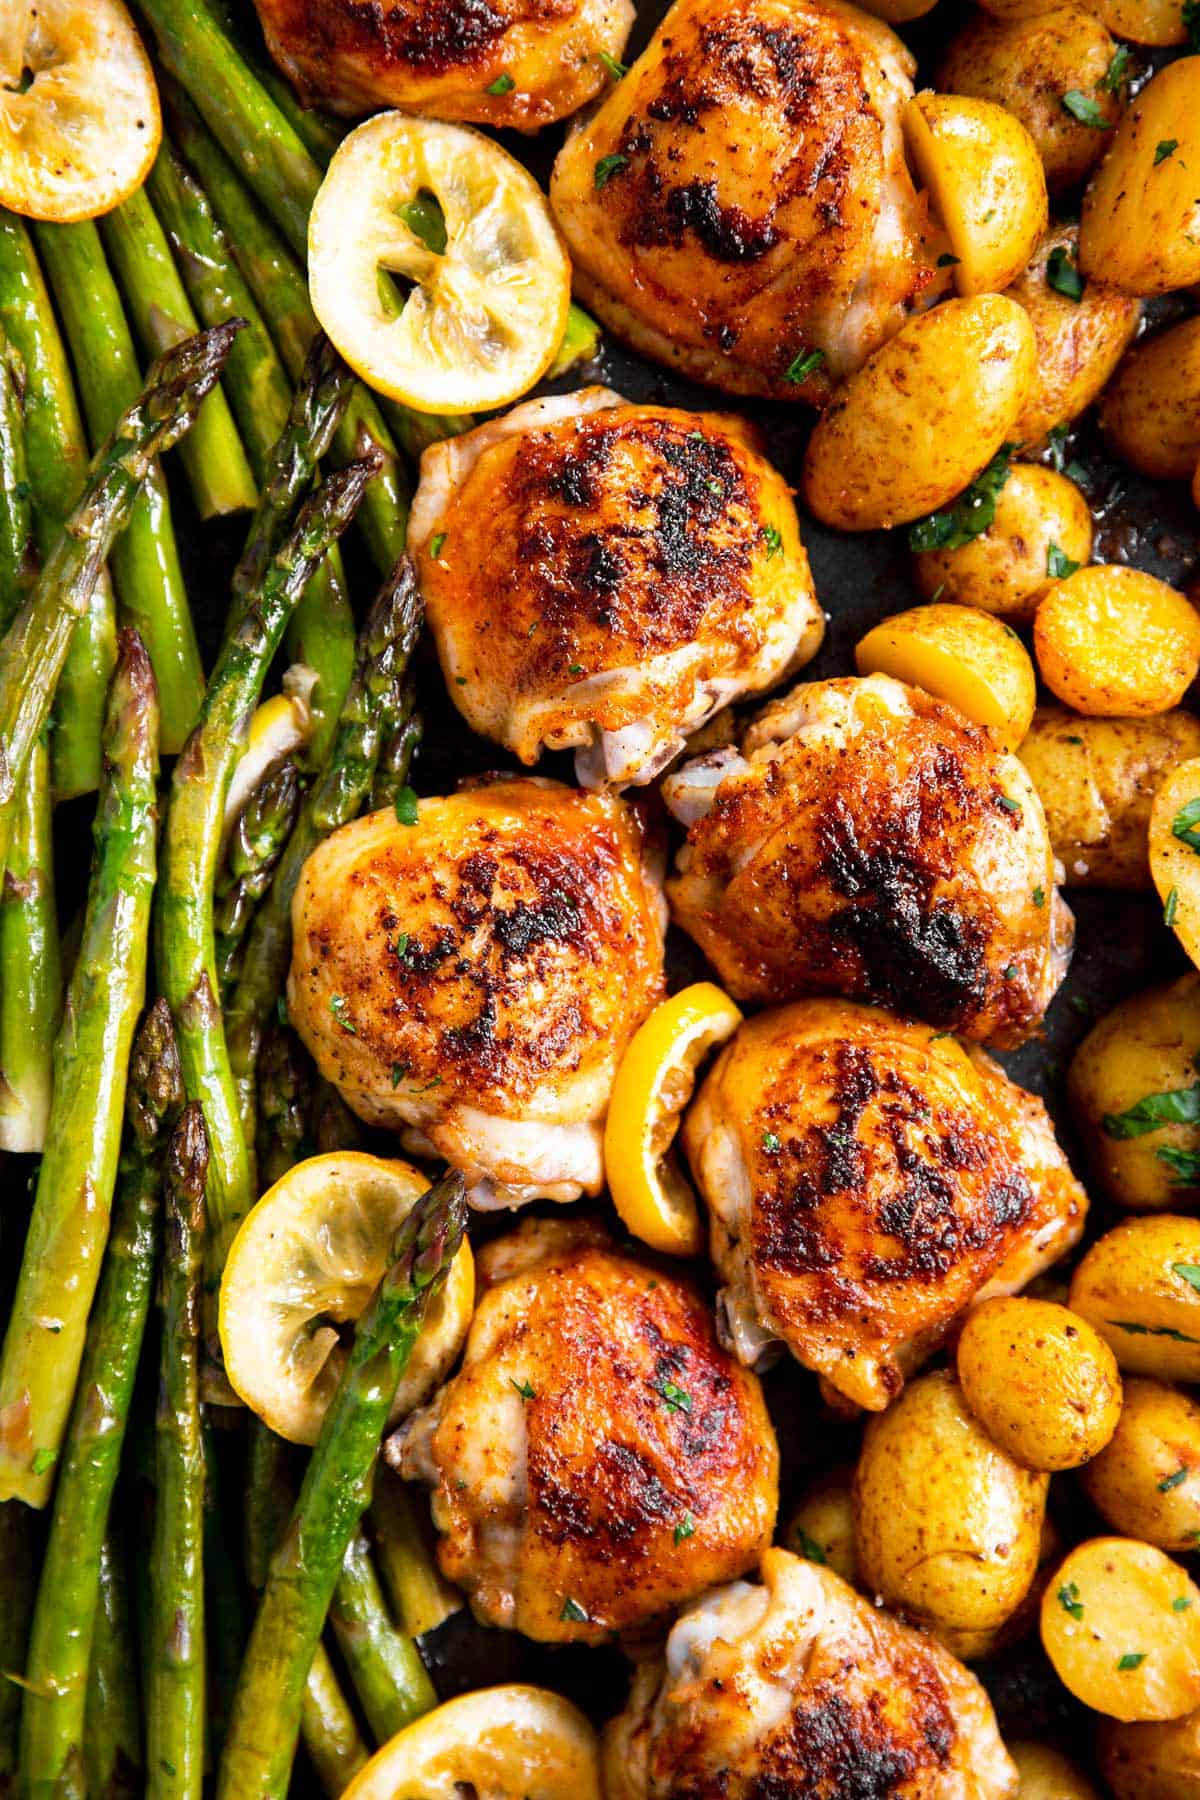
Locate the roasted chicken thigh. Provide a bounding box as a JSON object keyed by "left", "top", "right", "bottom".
{"left": 409, "top": 388, "right": 824, "bottom": 787}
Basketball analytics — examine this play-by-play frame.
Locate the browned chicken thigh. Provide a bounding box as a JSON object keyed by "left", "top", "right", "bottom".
{"left": 391, "top": 1217, "right": 779, "bottom": 1641}
{"left": 683, "top": 999, "right": 1088, "bottom": 1412}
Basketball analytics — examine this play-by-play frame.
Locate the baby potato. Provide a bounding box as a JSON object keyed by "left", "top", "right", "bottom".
{"left": 1151, "top": 756, "right": 1200, "bottom": 973}
{"left": 1080, "top": 58, "right": 1200, "bottom": 296}
{"left": 1007, "top": 224, "right": 1140, "bottom": 446}
{"left": 854, "top": 0, "right": 937, "bottom": 16}
{"left": 1009, "top": 1741, "right": 1102, "bottom": 1800}
{"left": 956, "top": 1296, "right": 1122, "bottom": 1471}
{"left": 854, "top": 1369, "right": 1048, "bottom": 1645}
{"left": 904, "top": 91, "right": 1048, "bottom": 296}
{"left": 1099, "top": 1705, "right": 1200, "bottom": 1800}
{"left": 977, "top": 0, "right": 1086, "bottom": 16}
{"left": 855, "top": 602, "right": 1036, "bottom": 751}
{"left": 1034, "top": 566, "right": 1200, "bottom": 716}
{"left": 1093, "top": 0, "right": 1189, "bottom": 42}
{"left": 1069, "top": 1215, "right": 1200, "bottom": 1385}
{"left": 782, "top": 1465, "right": 859, "bottom": 1587}
{"left": 1068, "top": 973, "right": 1200, "bottom": 1208}
{"left": 1081, "top": 1378, "right": 1200, "bottom": 1551}
{"left": 1101, "top": 318, "right": 1200, "bottom": 484}
{"left": 913, "top": 465, "right": 1093, "bottom": 623}
{"left": 939, "top": 8, "right": 1123, "bottom": 194}
{"left": 1040, "top": 1537, "right": 1200, "bottom": 1722}
{"left": 802, "top": 296, "right": 1036, "bottom": 532}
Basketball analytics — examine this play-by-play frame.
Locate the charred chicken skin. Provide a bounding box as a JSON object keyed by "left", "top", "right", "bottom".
{"left": 409, "top": 388, "right": 824, "bottom": 788}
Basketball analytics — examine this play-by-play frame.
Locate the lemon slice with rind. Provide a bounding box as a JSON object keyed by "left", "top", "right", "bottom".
{"left": 308, "top": 113, "right": 570, "bottom": 415}
{"left": 219, "top": 1152, "right": 474, "bottom": 1446}
{"left": 222, "top": 667, "right": 317, "bottom": 833}
{"left": 0, "top": 0, "right": 161, "bottom": 223}
{"left": 341, "top": 1686, "right": 602, "bottom": 1800}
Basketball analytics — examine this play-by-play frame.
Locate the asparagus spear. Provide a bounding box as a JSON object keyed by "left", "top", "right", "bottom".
{"left": 84, "top": 1536, "right": 143, "bottom": 1800}
{"left": 0, "top": 1500, "right": 35, "bottom": 1794}
{"left": 255, "top": 1021, "right": 312, "bottom": 1190}
{"left": 216, "top": 1171, "right": 466, "bottom": 1798}
{"left": 0, "top": 322, "right": 239, "bottom": 885}
{"left": 0, "top": 324, "right": 35, "bottom": 624}
{"left": 148, "top": 1102, "right": 209, "bottom": 1800}
{"left": 0, "top": 631, "right": 160, "bottom": 1507}
{"left": 370, "top": 1470, "right": 460, "bottom": 1639}
{"left": 370, "top": 689, "right": 421, "bottom": 813}
{"left": 329, "top": 1528, "right": 436, "bottom": 1742}
{"left": 0, "top": 209, "right": 116, "bottom": 800}
{"left": 202, "top": 1424, "right": 248, "bottom": 1766}
{"left": 214, "top": 759, "right": 301, "bottom": 997}
{"left": 19, "top": 1000, "right": 182, "bottom": 1793}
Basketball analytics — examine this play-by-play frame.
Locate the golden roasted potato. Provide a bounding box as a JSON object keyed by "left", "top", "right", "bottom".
{"left": 903, "top": 91, "right": 1048, "bottom": 296}
{"left": 956, "top": 1296, "right": 1122, "bottom": 1471}
{"left": 855, "top": 0, "right": 937, "bottom": 15}
{"left": 855, "top": 602, "right": 1036, "bottom": 751}
{"left": 938, "top": 8, "right": 1123, "bottom": 194}
{"left": 1099, "top": 1705, "right": 1200, "bottom": 1800}
{"left": 782, "top": 1465, "right": 859, "bottom": 1587}
{"left": 913, "top": 465, "right": 1093, "bottom": 623}
{"left": 1020, "top": 710, "right": 1200, "bottom": 892}
{"left": 1040, "top": 1537, "right": 1200, "bottom": 1722}
{"left": 853, "top": 1368, "right": 1048, "bottom": 1655}
{"left": 1081, "top": 1378, "right": 1200, "bottom": 1551}
{"left": 1101, "top": 318, "right": 1200, "bottom": 484}
{"left": 1080, "top": 58, "right": 1200, "bottom": 295}
{"left": 977, "top": 0, "right": 1086, "bottom": 15}
{"left": 1007, "top": 223, "right": 1141, "bottom": 446}
{"left": 1093, "top": 0, "right": 1189, "bottom": 43}
{"left": 1009, "top": 1741, "right": 1101, "bottom": 1800}
{"left": 1034, "top": 566, "right": 1200, "bottom": 716}
{"left": 1068, "top": 973, "right": 1200, "bottom": 1208}
{"left": 1069, "top": 1215, "right": 1200, "bottom": 1384}
{"left": 802, "top": 296, "right": 1036, "bottom": 531}
{"left": 1152, "top": 756, "right": 1200, "bottom": 973}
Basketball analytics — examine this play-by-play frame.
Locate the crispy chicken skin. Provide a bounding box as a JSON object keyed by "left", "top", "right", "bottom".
{"left": 603, "top": 1548, "right": 1017, "bottom": 1800}
{"left": 251, "top": 0, "right": 633, "bottom": 129}
{"left": 548, "top": 0, "right": 942, "bottom": 401}
{"left": 682, "top": 1000, "right": 1088, "bottom": 1411}
{"left": 287, "top": 776, "right": 666, "bottom": 1208}
{"left": 662, "top": 675, "right": 1073, "bottom": 1047}
{"left": 408, "top": 389, "right": 824, "bottom": 788}
{"left": 392, "top": 1217, "right": 779, "bottom": 1642}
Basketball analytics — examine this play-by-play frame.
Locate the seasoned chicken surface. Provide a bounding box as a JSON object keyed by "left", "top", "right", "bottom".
{"left": 549, "top": 0, "right": 942, "bottom": 400}
{"left": 409, "top": 389, "right": 825, "bottom": 788}
{"left": 663, "top": 674, "right": 1073, "bottom": 1047}
{"left": 287, "top": 777, "right": 666, "bottom": 1207}
{"left": 604, "top": 1547, "right": 1017, "bottom": 1800}
{"left": 683, "top": 999, "right": 1088, "bottom": 1411}
{"left": 251, "top": 0, "right": 633, "bottom": 129}
{"left": 392, "top": 1217, "right": 779, "bottom": 1641}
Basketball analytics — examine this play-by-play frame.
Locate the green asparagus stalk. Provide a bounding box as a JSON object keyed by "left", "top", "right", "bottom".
{"left": 0, "top": 209, "right": 116, "bottom": 800}
{"left": 216, "top": 1171, "right": 466, "bottom": 1798}
{"left": 0, "top": 631, "right": 160, "bottom": 1507}
{"left": 547, "top": 301, "right": 603, "bottom": 379}
{"left": 329, "top": 1528, "right": 436, "bottom": 1742}
{"left": 19, "top": 999, "right": 182, "bottom": 1794}
{"left": 0, "top": 1500, "right": 36, "bottom": 1793}
{"left": 298, "top": 1651, "right": 370, "bottom": 1797}
{"left": 0, "top": 321, "right": 240, "bottom": 884}
{"left": 214, "top": 759, "right": 301, "bottom": 997}
{"left": 0, "top": 325, "right": 35, "bottom": 625}
{"left": 100, "top": 186, "right": 257, "bottom": 519}
{"left": 202, "top": 1424, "right": 248, "bottom": 1766}
{"left": 255, "top": 1021, "right": 312, "bottom": 1190}
{"left": 370, "top": 689, "right": 421, "bottom": 813}
{"left": 370, "top": 1471, "right": 460, "bottom": 1639}
{"left": 148, "top": 1102, "right": 209, "bottom": 1800}
{"left": 84, "top": 1536, "right": 143, "bottom": 1800}
{"left": 32, "top": 220, "right": 205, "bottom": 752}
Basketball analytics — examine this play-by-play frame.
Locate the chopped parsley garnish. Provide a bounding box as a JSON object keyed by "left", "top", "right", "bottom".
{"left": 1175, "top": 1595, "right": 1194, "bottom": 1611}
{"left": 1109, "top": 1320, "right": 1200, "bottom": 1345}
{"left": 1003, "top": 964, "right": 1018, "bottom": 980}
{"left": 1187, "top": 0, "right": 1200, "bottom": 50}
{"left": 594, "top": 153, "right": 629, "bottom": 189}
{"left": 655, "top": 1378, "right": 693, "bottom": 1414}
{"left": 674, "top": 1513, "right": 696, "bottom": 1544}
{"left": 330, "top": 994, "right": 356, "bottom": 1035}
{"left": 567, "top": 662, "right": 584, "bottom": 675}
{"left": 761, "top": 1130, "right": 781, "bottom": 1154}
{"left": 1057, "top": 1581, "right": 1084, "bottom": 1620}
{"left": 783, "top": 347, "right": 825, "bottom": 384}
{"left": 560, "top": 1596, "right": 589, "bottom": 1622}
{"left": 1099, "top": 44, "right": 1131, "bottom": 90}
{"left": 1173, "top": 1262, "right": 1200, "bottom": 1293}
{"left": 795, "top": 1528, "right": 827, "bottom": 1565}
{"left": 429, "top": 532, "right": 447, "bottom": 558}
{"left": 1155, "top": 139, "right": 1180, "bottom": 166}
{"left": 31, "top": 1448, "right": 56, "bottom": 1476}
{"left": 1046, "top": 542, "right": 1080, "bottom": 579}
{"left": 1160, "top": 1147, "right": 1200, "bottom": 1184}
{"left": 1166, "top": 887, "right": 1181, "bottom": 928}
{"left": 392, "top": 932, "right": 410, "bottom": 958}
{"left": 1047, "top": 245, "right": 1086, "bottom": 301}
{"left": 509, "top": 1377, "right": 536, "bottom": 1400}
{"left": 761, "top": 524, "right": 783, "bottom": 559}
{"left": 1117, "top": 1652, "right": 1146, "bottom": 1671}
{"left": 907, "top": 445, "right": 1013, "bottom": 552}
{"left": 390, "top": 1062, "right": 409, "bottom": 1088}
{"left": 596, "top": 49, "right": 627, "bottom": 78}
{"left": 1033, "top": 886, "right": 1045, "bottom": 908}
{"left": 485, "top": 72, "right": 515, "bottom": 94}
{"left": 996, "top": 794, "right": 1022, "bottom": 816}
{"left": 1159, "top": 1466, "right": 1189, "bottom": 1493}
{"left": 1061, "top": 89, "right": 1112, "bottom": 129}
{"left": 1103, "top": 1078, "right": 1200, "bottom": 1139}
{"left": 1173, "top": 797, "right": 1200, "bottom": 853}
{"left": 394, "top": 786, "right": 419, "bottom": 826}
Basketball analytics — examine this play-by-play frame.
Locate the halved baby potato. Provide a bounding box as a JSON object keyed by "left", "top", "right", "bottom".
{"left": 1101, "top": 318, "right": 1200, "bottom": 484}
{"left": 1080, "top": 57, "right": 1200, "bottom": 296}
{"left": 1034, "top": 567, "right": 1200, "bottom": 716}
{"left": 1069, "top": 1215, "right": 1200, "bottom": 1386}
{"left": 856, "top": 601, "right": 1036, "bottom": 751}
{"left": 904, "top": 91, "right": 1048, "bottom": 297}
{"left": 1093, "top": 0, "right": 1190, "bottom": 43}
{"left": 1040, "top": 1537, "right": 1200, "bottom": 1723}
{"left": 913, "top": 465, "right": 1093, "bottom": 622}
{"left": 1151, "top": 756, "right": 1200, "bottom": 973}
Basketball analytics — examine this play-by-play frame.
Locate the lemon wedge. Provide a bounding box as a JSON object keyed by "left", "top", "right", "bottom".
{"left": 341, "top": 1686, "right": 602, "bottom": 1800}
{"left": 0, "top": 0, "right": 160, "bottom": 223}
{"left": 218, "top": 1152, "right": 474, "bottom": 1446}
{"left": 603, "top": 982, "right": 742, "bottom": 1257}
{"left": 308, "top": 113, "right": 570, "bottom": 415}
{"left": 222, "top": 667, "right": 316, "bottom": 832}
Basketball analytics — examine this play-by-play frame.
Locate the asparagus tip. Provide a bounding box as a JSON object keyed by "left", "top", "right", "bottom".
{"left": 390, "top": 1169, "right": 468, "bottom": 1304}
{"left": 127, "top": 998, "right": 186, "bottom": 1147}
{"left": 104, "top": 628, "right": 160, "bottom": 785}
{"left": 166, "top": 1100, "right": 210, "bottom": 1235}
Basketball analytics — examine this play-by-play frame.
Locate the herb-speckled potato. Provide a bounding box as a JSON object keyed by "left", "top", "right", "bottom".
{"left": 855, "top": 601, "right": 1036, "bottom": 751}
{"left": 1034, "top": 566, "right": 1200, "bottom": 716}
{"left": 1080, "top": 1378, "right": 1200, "bottom": 1551}
{"left": 956, "top": 1296, "right": 1122, "bottom": 1471}
{"left": 1099, "top": 1705, "right": 1200, "bottom": 1800}
{"left": 1151, "top": 756, "right": 1200, "bottom": 974}
{"left": 1069, "top": 1216, "right": 1200, "bottom": 1384}
{"left": 1040, "top": 1537, "right": 1200, "bottom": 1722}
{"left": 1093, "top": 0, "right": 1189, "bottom": 43}
{"left": 782, "top": 1464, "right": 859, "bottom": 1587}
{"left": 802, "top": 296, "right": 1037, "bottom": 531}
{"left": 855, "top": 0, "right": 937, "bottom": 17}
{"left": 1068, "top": 974, "right": 1200, "bottom": 1208}
{"left": 939, "top": 8, "right": 1122, "bottom": 194}
{"left": 1080, "top": 58, "right": 1200, "bottom": 295}
{"left": 903, "top": 91, "right": 1048, "bottom": 296}
{"left": 913, "top": 465, "right": 1093, "bottom": 623}
{"left": 1101, "top": 318, "right": 1200, "bottom": 484}
{"left": 853, "top": 1368, "right": 1048, "bottom": 1654}
{"left": 1009, "top": 1741, "right": 1102, "bottom": 1800}
{"left": 1007, "top": 224, "right": 1140, "bottom": 446}
{"left": 1019, "top": 709, "right": 1200, "bottom": 891}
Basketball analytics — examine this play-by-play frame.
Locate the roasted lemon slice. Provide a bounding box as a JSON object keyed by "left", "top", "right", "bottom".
{"left": 308, "top": 113, "right": 570, "bottom": 415}
{"left": 604, "top": 982, "right": 742, "bottom": 1257}
{"left": 0, "top": 0, "right": 160, "bottom": 223}
{"left": 222, "top": 668, "right": 316, "bottom": 831}
{"left": 219, "top": 1152, "right": 474, "bottom": 1445}
{"left": 341, "top": 1686, "right": 602, "bottom": 1800}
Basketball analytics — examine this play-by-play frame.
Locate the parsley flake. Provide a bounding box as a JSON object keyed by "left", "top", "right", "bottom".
{"left": 655, "top": 1377, "right": 693, "bottom": 1414}
{"left": 1057, "top": 1581, "right": 1084, "bottom": 1619}
{"left": 1160, "top": 1147, "right": 1200, "bottom": 1184}
{"left": 330, "top": 995, "right": 356, "bottom": 1034}
{"left": 761, "top": 523, "right": 784, "bottom": 559}
{"left": 1175, "top": 1595, "right": 1194, "bottom": 1611}
{"left": 596, "top": 49, "right": 627, "bottom": 78}
{"left": 509, "top": 1377, "right": 536, "bottom": 1400}
{"left": 795, "top": 1528, "right": 827, "bottom": 1565}
{"left": 485, "top": 71, "right": 514, "bottom": 93}
{"left": 594, "top": 153, "right": 629, "bottom": 188}
{"left": 1047, "top": 245, "right": 1086, "bottom": 301}
{"left": 674, "top": 1512, "right": 696, "bottom": 1544}
{"left": 560, "top": 1596, "right": 589, "bottom": 1622}
{"left": 1160, "top": 1466, "right": 1189, "bottom": 1493}
{"left": 1117, "top": 1652, "right": 1146, "bottom": 1671}
{"left": 784, "top": 348, "right": 825, "bottom": 384}
{"left": 997, "top": 794, "right": 1022, "bottom": 816}
{"left": 30, "top": 1448, "right": 56, "bottom": 1477}
{"left": 1166, "top": 887, "right": 1180, "bottom": 928}
{"left": 1033, "top": 886, "right": 1045, "bottom": 908}
{"left": 390, "top": 1062, "right": 409, "bottom": 1088}
{"left": 1099, "top": 44, "right": 1131, "bottom": 90}
{"left": 1047, "top": 542, "right": 1080, "bottom": 579}
{"left": 762, "top": 1130, "right": 781, "bottom": 1154}
{"left": 907, "top": 445, "right": 1013, "bottom": 551}
{"left": 1103, "top": 1080, "right": 1200, "bottom": 1139}
{"left": 394, "top": 786, "right": 420, "bottom": 826}
{"left": 1173, "top": 1262, "right": 1200, "bottom": 1293}
{"left": 1109, "top": 1319, "right": 1200, "bottom": 1345}
{"left": 1155, "top": 139, "right": 1180, "bottom": 166}
{"left": 429, "top": 532, "right": 447, "bottom": 559}
{"left": 1174, "top": 798, "right": 1200, "bottom": 853}
{"left": 1061, "top": 89, "right": 1111, "bottom": 129}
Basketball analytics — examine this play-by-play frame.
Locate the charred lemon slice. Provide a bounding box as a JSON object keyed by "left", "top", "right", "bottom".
{"left": 308, "top": 113, "right": 570, "bottom": 415}
{"left": 222, "top": 669, "right": 316, "bottom": 831}
{"left": 219, "top": 1152, "right": 474, "bottom": 1445}
{"left": 341, "top": 1686, "right": 602, "bottom": 1800}
{"left": 604, "top": 982, "right": 742, "bottom": 1257}
{"left": 0, "top": 0, "right": 160, "bottom": 223}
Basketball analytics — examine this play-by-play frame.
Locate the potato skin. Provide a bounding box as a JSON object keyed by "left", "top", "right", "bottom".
{"left": 1008, "top": 1740, "right": 1101, "bottom": 1800}
{"left": 1068, "top": 974, "right": 1200, "bottom": 1209}
{"left": 1034, "top": 566, "right": 1200, "bottom": 716}
{"left": 782, "top": 1464, "right": 859, "bottom": 1587}
{"left": 956, "top": 1296, "right": 1122, "bottom": 1471}
{"left": 1093, "top": 0, "right": 1188, "bottom": 45}
{"left": 802, "top": 296, "right": 1036, "bottom": 531}
{"left": 1040, "top": 1536, "right": 1200, "bottom": 1722}
{"left": 1101, "top": 318, "right": 1200, "bottom": 484}
{"left": 1018, "top": 708, "right": 1200, "bottom": 892}
{"left": 1099, "top": 1705, "right": 1200, "bottom": 1800}
{"left": 913, "top": 465, "right": 1093, "bottom": 623}
{"left": 1081, "top": 1378, "right": 1200, "bottom": 1551}
{"left": 904, "top": 91, "right": 1048, "bottom": 296}
{"left": 1080, "top": 58, "right": 1200, "bottom": 296}
{"left": 855, "top": 601, "right": 1036, "bottom": 751}
{"left": 1007, "top": 224, "right": 1140, "bottom": 446}
{"left": 938, "top": 8, "right": 1122, "bottom": 194}
{"left": 1069, "top": 1216, "right": 1200, "bottom": 1384}
{"left": 1151, "top": 754, "right": 1200, "bottom": 976}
